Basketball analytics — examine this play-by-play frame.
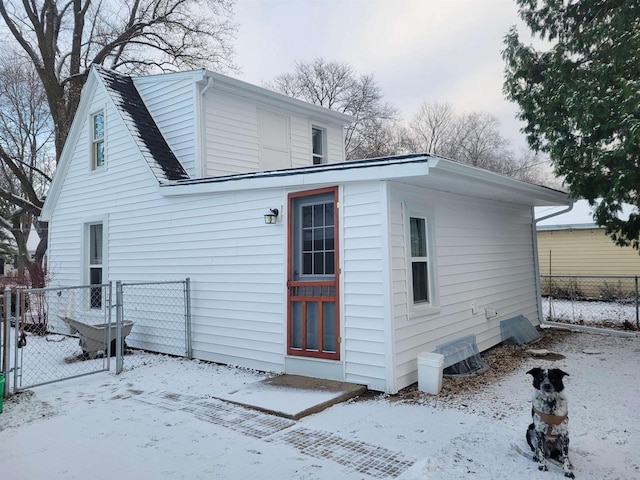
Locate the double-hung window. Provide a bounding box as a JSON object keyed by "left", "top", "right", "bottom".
{"left": 91, "top": 111, "right": 105, "bottom": 170}
{"left": 312, "top": 127, "right": 326, "bottom": 165}
{"left": 88, "top": 223, "right": 104, "bottom": 309}
{"left": 410, "top": 216, "right": 430, "bottom": 304}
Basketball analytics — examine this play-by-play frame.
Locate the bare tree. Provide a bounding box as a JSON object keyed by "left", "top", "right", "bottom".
{"left": 455, "top": 112, "right": 511, "bottom": 169}
{"left": 408, "top": 101, "right": 551, "bottom": 184}
{"left": 0, "top": 53, "right": 54, "bottom": 284}
{"left": 407, "top": 101, "right": 457, "bottom": 156}
{"left": 0, "top": 0, "right": 237, "bottom": 285}
{"left": 0, "top": 0, "right": 237, "bottom": 159}
{"left": 348, "top": 118, "right": 410, "bottom": 160}
{"left": 267, "top": 58, "right": 398, "bottom": 160}
{"left": 504, "top": 150, "right": 564, "bottom": 188}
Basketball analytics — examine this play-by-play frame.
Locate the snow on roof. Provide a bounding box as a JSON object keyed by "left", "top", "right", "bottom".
{"left": 94, "top": 66, "right": 189, "bottom": 183}
{"left": 536, "top": 198, "right": 634, "bottom": 230}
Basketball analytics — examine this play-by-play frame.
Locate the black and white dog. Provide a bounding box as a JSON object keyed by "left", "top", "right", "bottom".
{"left": 526, "top": 367, "right": 574, "bottom": 478}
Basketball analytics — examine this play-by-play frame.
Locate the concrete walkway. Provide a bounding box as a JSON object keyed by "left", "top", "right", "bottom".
{"left": 134, "top": 388, "right": 416, "bottom": 479}
{"left": 215, "top": 374, "right": 367, "bottom": 420}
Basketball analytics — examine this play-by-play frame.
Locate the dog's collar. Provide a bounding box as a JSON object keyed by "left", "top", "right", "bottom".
{"left": 534, "top": 407, "right": 567, "bottom": 426}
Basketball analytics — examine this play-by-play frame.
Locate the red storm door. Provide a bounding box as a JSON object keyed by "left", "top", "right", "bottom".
{"left": 287, "top": 187, "right": 340, "bottom": 360}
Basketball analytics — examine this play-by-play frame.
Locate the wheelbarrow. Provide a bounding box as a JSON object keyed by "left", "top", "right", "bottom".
{"left": 58, "top": 316, "right": 135, "bottom": 359}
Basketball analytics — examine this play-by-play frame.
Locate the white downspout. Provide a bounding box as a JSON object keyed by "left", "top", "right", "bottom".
{"left": 533, "top": 202, "right": 636, "bottom": 337}
{"left": 196, "top": 74, "right": 214, "bottom": 178}
{"left": 532, "top": 202, "right": 573, "bottom": 326}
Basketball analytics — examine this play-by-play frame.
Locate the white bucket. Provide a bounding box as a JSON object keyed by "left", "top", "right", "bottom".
{"left": 417, "top": 352, "right": 445, "bottom": 394}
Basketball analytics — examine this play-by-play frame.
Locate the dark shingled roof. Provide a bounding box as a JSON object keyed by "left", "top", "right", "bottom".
{"left": 94, "top": 66, "right": 189, "bottom": 183}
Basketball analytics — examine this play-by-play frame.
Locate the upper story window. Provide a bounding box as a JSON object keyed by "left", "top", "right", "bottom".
{"left": 410, "top": 216, "right": 430, "bottom": 304}
{"left": 91, "top": 111, "right": 105, "bottom": 170}
{"left": 312, "top": 127, "right": 326, "bottom": 165}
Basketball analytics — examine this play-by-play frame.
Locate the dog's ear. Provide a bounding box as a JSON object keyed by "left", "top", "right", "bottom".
{"left": 550, "top": 368, "right": 569, "bottom": 378}
{"left": 526, "top": 367, "right": 542, "bottom": 377}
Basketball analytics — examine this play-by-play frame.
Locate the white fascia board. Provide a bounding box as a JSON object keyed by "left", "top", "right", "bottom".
{"left": 131, "top": 68, "right": 206, "bottom": 88}
{"left": 159, "top": 160, "right": 436, "bottom": 197}
{"left": 432, "top": 157, "right": 570, "bottom": 206}
{"left": 203, "top": 70, "right": 355, "bottom": 126}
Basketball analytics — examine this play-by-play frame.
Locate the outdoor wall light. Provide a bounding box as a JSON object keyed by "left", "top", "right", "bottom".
{"left": 264, "top": 208, "right": 279, "bottom": 224}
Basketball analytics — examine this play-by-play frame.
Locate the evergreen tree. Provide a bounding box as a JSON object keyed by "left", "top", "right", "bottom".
{"left": 503, "top": 1, "right": 640, "bottom": 249}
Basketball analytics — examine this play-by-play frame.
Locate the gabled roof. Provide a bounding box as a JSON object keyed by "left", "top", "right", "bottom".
{"left": 93, "top": 66, "right": 189, "bottom": 182}
{"left": 133, "top": 68, "right": 355, "bottom": 126}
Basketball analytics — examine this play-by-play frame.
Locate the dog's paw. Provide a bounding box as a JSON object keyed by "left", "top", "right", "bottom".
{"left": 538, "top": 465, "right": 548, "bottom": 472}
{"left": 564, "top": 472, "right": 575, "bottom": 479}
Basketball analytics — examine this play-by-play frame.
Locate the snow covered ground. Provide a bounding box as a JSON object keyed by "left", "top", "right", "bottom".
{"left": 1, "top": 329, "right": 638, "bottom": 480}
{"left": 542, "top": 297, "right": 639, "bottom": 330}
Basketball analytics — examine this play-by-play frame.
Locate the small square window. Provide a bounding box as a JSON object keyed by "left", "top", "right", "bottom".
{"left": 92, "top": 112, "right": 105, "bottom": 170}
{"left": 312, "top": 127, "right": 325, "bottom": 165}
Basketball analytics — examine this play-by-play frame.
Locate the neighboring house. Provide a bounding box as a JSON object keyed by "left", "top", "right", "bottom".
{"left": 0, "top": 225, "right": 41, "bottom": 277}
{"left": 536, "top": 200, "right": 640, "bottom": 276}
{"left": 40, "top": 66, "right": 569, "bottom": 393}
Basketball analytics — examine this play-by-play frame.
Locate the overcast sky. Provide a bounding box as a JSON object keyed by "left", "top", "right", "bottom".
{"left": 232, "top": 0, "right": 534, "bottom": 151}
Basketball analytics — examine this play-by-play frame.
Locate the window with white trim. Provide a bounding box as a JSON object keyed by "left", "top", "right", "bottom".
{"left": 410, "top": 216, "right": 430, "bottom": 304}
{"left": 88, "top": 223, "right": 104, "bottom": 309}
{"left": 312, "top": 127, "right": 326, "bottom": 165}
{"left": 91, "top": 111, "right": 105, "bottom": 170}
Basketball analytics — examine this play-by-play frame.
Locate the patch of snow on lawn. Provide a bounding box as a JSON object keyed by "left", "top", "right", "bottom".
{"left": 1, "top": 331, "right": 638, "bottom": 479}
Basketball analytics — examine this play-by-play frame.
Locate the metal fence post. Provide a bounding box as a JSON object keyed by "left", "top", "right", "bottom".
{"left": 2, "top": 288, "right": 10, "bottom": 397}
{"left": 13, "top": 289, "right": 21, "bottom": 392}
{"left": 106, "top": 283, "right": 112, "bottom": 371}
{"left": 185, "top": 277, "right": 192, "bottom": 359}
{"left": 116, "top": 281, "right": 123, "bottom": 374}
{"left": 635, "top": 275, "right": 639, "bottom": 330}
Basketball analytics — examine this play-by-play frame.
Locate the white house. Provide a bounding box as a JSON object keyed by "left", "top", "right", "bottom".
{"left": 40, "top": 66, "right": 569, "bottom": 393}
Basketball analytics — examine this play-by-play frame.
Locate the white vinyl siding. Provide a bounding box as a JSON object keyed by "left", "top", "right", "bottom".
{"left": 290, "top": 119, "right": 309, "bottom": 165}
{"left": 204, "top": 89, "right": 260, "bottom": 176}
{"left": 341, "top": 182, "right": 388, "bottom": 391}
{"left": 258, "top": 109, "right": 291, "bottom": 170}
{"left": 134, "top": 74, "right": 197, "bottom": 177}
{"left": 389, "top": 183, "right": 538, "bottom": 391}
{"left": 203, "top": 89, "right": 346, "bottom": 177}
{"left": 47, "top": 80, "right": 287, "bottom": 372}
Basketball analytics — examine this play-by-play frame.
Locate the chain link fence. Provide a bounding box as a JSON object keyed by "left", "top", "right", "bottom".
{"left": 117, "top": 280, "right": 192, "bottom": 371}
{"left": 541, "top": 275, "right": 640, "bottom": 330}
{"left": 2, "top": 284, "right": 112, "bottom": 391}
{"left": 1, "top": 279, "right": 191, "bottom": 394}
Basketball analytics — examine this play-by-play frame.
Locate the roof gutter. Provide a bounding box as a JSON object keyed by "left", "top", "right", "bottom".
{"left": 535, "top": 203, "right": 574, "bottom": 224}
{"left": 532, "top": 202, "right": 636, "bottom": 337}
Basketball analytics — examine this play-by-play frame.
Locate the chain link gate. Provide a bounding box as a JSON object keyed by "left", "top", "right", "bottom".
{"left": 2, "top": 285, "right": 113, "bottom": 393}
{"left": 1, "top": 279, "right": 191, "bottom": 396}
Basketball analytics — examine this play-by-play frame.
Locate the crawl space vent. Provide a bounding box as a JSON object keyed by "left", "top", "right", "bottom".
{"left": 435, "top": 334, "right": 489, "bottom": 378}
{"left": 500, "top": 315, "right": 541, "bottom": 345}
